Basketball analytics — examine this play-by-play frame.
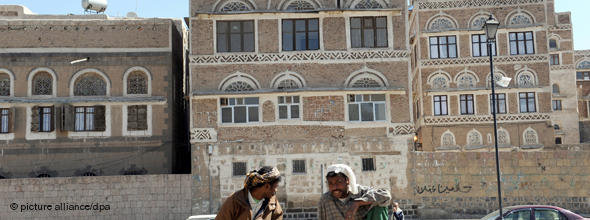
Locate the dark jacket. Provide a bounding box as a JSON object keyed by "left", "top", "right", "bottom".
{"left": 215, "top": 188, "right": 283, "bottom": 220}
{"left": 392, "top": 210, "right": 404, "bottom": 220}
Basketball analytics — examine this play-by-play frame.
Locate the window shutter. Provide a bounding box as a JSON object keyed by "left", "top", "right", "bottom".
{"left": 137, "top": 105, "right": 147, "bottom": 130}
{"left": 127, "top": 106, "right": 137, "bottom": 130}
{"left": 94, "top": 105, "right": 106, "bottom": 131}
{"left": 8, "top": 107, "right": 15, "bottom": 133}
{"left": 62, "top": 104, "right": 75, "bottom": 131}
{"left": 30, "top": 106, "right": 40, "bottom": 132}
{"left": 51, "top": 105, "right": 62, "bottom": 131}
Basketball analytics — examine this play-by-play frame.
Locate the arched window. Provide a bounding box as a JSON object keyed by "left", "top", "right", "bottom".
{"left": 219, "top": 72, "right": 260, "bottom": 92}
{"left": 74, "top": 73, "right": 107, "bottom": 96}
{"left": 0, "top": 73, "right": 10, "bottom": 96}
{"left": 486, "top": 70, "right": 507, "bottom": 88}
{"left": 352, "top": 0, "right": 384, "bottom": 9}
{"left": 516, "top": 70, "right": 536, "bottom": 88}
{"left": 127, "top": 72, "right": 148, "bottom": 95}
{"left": 549, "top": 39, "right": 558, "bottom": 50}
{"left": 552, "top": 84, "right": 560, "bottom": 94}
{"left": 441, "top": 131, "right": 456, "bottom": 147}
{"left": 455, "top": 72, "right": 478, "bottom": 89}
{"left": 271, "top": 71, "right": 306, "bottom": 89}
{"left": 470, "top": 15, "right": 490, "bottom": 29}
{"left": 427, "top": 16, "right": 456, "bottom": 32}
{"left": 427, "top": 71, "right": 451, "bottom": 90}
{"left": 32, "top": 72, "right": 53, "bottom": 96}
{"left": 219, "top": 0, "right": 253, "bottom": 12}
{"left": 507, "top": 10, "right": 534, "bottom": 26}
{"left": 497, "top": 128, "right": 510, "bottom": 146}
{"left": 523, "top": 127, "right": 538, "bottom": 145}
{"left": 284, "top": 0, "right": 316, "bottom": 10}
{"left": 466, "top": 129, "right": 483, "bottom": 146}
{"left": 345, "top": 68, "right": 388, "bottom": 88}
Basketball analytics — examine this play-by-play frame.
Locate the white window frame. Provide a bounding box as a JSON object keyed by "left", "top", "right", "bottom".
{"left": 433, "top": 95, "right": 448, "bottom": 116}
{"left": 68, "top": 105, "right": 111, "bottom": 138}
{"left": 25, "top": 106, "right": 57, "bottom": 140}
{"left": 220, "top": 97, "right": 260, "bottom": 124}
{"left": 277, "top": 96, "right": 301, "bottom": 120}
{"left": 347, "top": 94, "right": 386, "bottom": 122}
{"left": 459, "top": 94, "right": 475, "bottom": 115}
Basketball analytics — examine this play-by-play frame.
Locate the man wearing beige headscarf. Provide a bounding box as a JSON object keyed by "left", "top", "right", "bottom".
{"left": 318, "top": 164, "right": 391, "bottom": 220}
{"left": 216, "top": 166, "right": 283, "bottom": 220}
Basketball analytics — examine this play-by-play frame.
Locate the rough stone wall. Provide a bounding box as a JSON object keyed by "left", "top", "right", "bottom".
{"left": 0, "top": 175, "right": 192, "bottom": 220}
{"left": 303, "top": 96, "right": 344, "bottom": 121}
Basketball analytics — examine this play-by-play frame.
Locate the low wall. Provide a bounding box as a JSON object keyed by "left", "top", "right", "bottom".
{"left": 0, "top": 174, "right": 192, "bottom": 220}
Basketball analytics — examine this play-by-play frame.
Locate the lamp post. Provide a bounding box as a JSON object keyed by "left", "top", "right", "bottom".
{"left": 483, "top": 15, "right": 504, "bottom": 219}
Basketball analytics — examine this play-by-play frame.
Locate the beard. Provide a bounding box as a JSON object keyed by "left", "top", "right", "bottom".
{"left": 331, "top": 189, "right": 348, "bottom": 198}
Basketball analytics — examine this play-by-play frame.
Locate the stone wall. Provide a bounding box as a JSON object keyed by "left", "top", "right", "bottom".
{"left": 0, "top": 174, "right": 192, "bottom": 220}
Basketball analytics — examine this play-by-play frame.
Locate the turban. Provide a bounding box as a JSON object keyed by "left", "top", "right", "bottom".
{"left": 244, "top": 167, "right": 281, "bottom": 188}
{"left": 327, "top": 164, "right": 358, "bottom": 194}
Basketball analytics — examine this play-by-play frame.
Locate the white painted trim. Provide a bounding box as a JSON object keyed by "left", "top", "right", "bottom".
{"left": 277, "top": 0, "right": 321, "bottom": 10}
{"left": 27, "top": 67, "right": 57, "bottom": 97}
{"left": 25, "top": 106, "right": 57, "bottom": 140}
{"left": 122, "top": 105, "right": 153, "bottom": 137}
{"left": 344, "top": 66, "right": 389, "bottom": 87}
{"left": 522, "top": 126, "right": 539, "bottom": 145}
{"left": 69, "top": 68, "right": 111, "bottom": 97}
{"left": 466, "top": 129, "right": 483, "bottom": 146}
{"left": 440, "top": 129, "right": 456, "bottom": 146}
{"left": 426, "top": 70, "right": 452, "bottom": 88}
{"left": 0, "top": 68, "right": 15, "bottom": 97}
{"left": 123, "top": 66, "right": 153, "bottom": 96}
{"left": 0, "top": 48, "right": 170, "bottom": 54}
{"left": 425, "top": 12, "right": 458, "bottom": 31}
{"left": 468, "top": 12, "right": 493, "bottom": 29}
{"left": 270, "top": 71, "right": 307, "bottom": 89}
{"left": 218, "top": 71, "right": 261, "bottom": 91}
{"left": 515, "top": 66, "right": 539, "bottom": 87}
{"left": 213, "top": 0, "right": 256, "bottom": 12}
{"left": 504, "top": 8, "right": 536, "bottom": 26}
{"left": 349, "top": 0, "right": 387, "bottom": 8}
{"left": 453, "top": 69, "right": 480, "bottom": 88}
{"left": 0, "top": 133, "right": 14, "bottom": 140}
{"left": 67, "top": 105, "right": 112, "bottom": 138}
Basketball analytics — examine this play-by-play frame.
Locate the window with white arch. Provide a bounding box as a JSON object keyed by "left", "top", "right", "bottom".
{"left": 470, "top": 15, "right": 489, "bottom": 29}
{"left": 284, "top": 0, "right": 316, "bottom": 10}
{"left": 523, "top": 128, "right": 538, "bottom": 145}
{"left": 271, "top": 72, "right": 305, "bottom": 90}
{"left": 441, "top": 131, "right": 456, "bottom": 147}
{"left": 428, "top": 72, "right": 450, "bottom": 90}
{"left": 352, "top": 0, "right": 384, "bottom": 9}
{"left": 219, "top": 73, "right": 260, "bottom": 92}
{"left": 346, "top": 70, "right": 388, "bottom": 88}
{"left": 0, "top": 72, "right": 11, "bottom": 97}
{"left": 74, "top": 73, "right": 107, "bottom": 96}
{"left": 126, "top": 72, "right": 149, "bottom": 95}
{"left": 466, "top": 130, "right": 483, "bottom": 146}
{"left": 219, "top": 0, "right": 253, "bottom": 12}
{"left": 497, "top": 128, "right": 510, "bottom": 146}
{"left": 32, "top": 72, "right": 53, "bottom": 96}
{"left": 516, "top": 71, "right": 536, "bottom": 88}
{"left": 508, "top": 12, "right": 533, "bottom": 26}
{"left": 455, "top": 72, "right": 478, "bottom": 89}
{"left": 487, "top": 71, "right": 506, "bottom": 88}
{"left": 428, "top": 17, "right": 456, "bottom": 32}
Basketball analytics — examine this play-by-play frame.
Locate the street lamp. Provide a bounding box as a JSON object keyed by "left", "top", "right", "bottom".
{"left": 483, "top": 15, "right": 504, "bottom": 219}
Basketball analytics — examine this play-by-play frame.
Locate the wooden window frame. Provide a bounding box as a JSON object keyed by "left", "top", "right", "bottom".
{"left": 429, "top": 36, "right": 457, "bottom": 59}
{"left": 350, "top": 16, "right": 388, "bottom": 48}
{"left": 433, "top": 95, "right": 448, "bottom": 116}
{"left": 216, "top": 20, "right": 255, "bottom": 53}
{"left": 509, "top": 31, "right": 535, "bottom": 55}
{"left": 282, "top": 18, "right": 320, "bottom": 51}
{"left": 460, "top": 94, "right": 475, "bottom": 115}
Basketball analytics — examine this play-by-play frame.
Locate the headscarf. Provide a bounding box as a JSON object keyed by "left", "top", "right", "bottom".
{"left": 327, "top": 164, "right": 358, "bottom": 194}
{"left": 244, "top": 167, "right": 281, "bottom": 189}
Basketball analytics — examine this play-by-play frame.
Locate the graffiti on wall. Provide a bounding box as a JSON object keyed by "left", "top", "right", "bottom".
{"left": 414, "top": 182, "right": 472, "bottom": 194}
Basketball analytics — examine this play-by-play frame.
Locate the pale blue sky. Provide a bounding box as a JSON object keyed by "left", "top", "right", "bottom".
{"left": 2, "top": 0, "right": 589, "bottom": 49}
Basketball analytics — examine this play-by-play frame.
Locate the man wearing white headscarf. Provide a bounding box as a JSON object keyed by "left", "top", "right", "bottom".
{"left": 318, "top": 164, "right": 392, "bottom": 220}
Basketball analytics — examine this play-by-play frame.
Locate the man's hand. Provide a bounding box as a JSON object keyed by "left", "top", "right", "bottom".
{"left": 345, "top": 201, "right": 372, "bottom": 220}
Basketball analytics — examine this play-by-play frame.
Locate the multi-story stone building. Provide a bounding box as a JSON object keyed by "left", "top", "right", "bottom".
{"left": 575, "top": 49, "right": 590, "bottom": 141}
{"left": 0, "top": 5, "right": 189, "bottom": 178}
{"left": 410, "top": 0, "right": 579, "bottom": 151}
{"left": 188, "top": 0, "right": 414, "bottom": 215}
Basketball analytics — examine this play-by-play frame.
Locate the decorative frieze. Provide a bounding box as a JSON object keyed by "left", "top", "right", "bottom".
{"left": 389, "top": 124, "right": 415, "bottom": 136}
{"left": 423, "top": 113, "right": 550, "bottom": 125}
{"left": 190, "top": 128, "right": 217, "bottom": 143}
{"left": 417, "top": 0, "right": 544, "bottom": 10}
{"left": 190, "top": 50, "right": 409, "bottom": 64}
{"left": 420, "top": 55, "right": 547, "bottom": 67}
{"left": 550, "top": 65, "right": 574, "bottom": 71}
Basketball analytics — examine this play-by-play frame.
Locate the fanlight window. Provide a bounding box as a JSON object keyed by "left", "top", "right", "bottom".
{"left": 225, "top": 81, "right": 255, "bottom": 92}
{"left": 127, "top": 72, "right": 148, "bottom": 95}
{"left": 354, "top": 0, "right": 384, "bottom": 9}
{"left": 497, "top": 129, "right": 510, "bottom": 146}
{"left": 487, "top": 73, "right": 504, "bottom": 88}
{"left": 346, "top": 71, "right": 387, "bottom": 88}
{"left": 471, "top": 16, "right": 488, "bottom": 29}
{"left": 220, "top": 1, "right": 252, "bottom": 12}
{"left": 467, "top": 130, "right": 483, "bottom": 146}
{"left": 276, "top": 79, "right": 299, "bottom": 89}
{"left": 509, "top": 13, "right": 533, "bottom": 26}
{"left": 0, "top": 73, "right": 10, "bottom": 96}
{"left": 456, "top": 73, "right": 477, "bottom": 88}
{"left": 32, "top": 72, "right": 53, "bottom": 96}
{"left": 430, "top": 75, "right": 449, "bottom": 89}
{"left": 351, "top": 77, "right": 381, "bottom": 88}
{"left": 286, "top": 0, "right": 315, "bottom": 10}
{"left": 428, "top": 17, "right": 455, "bottom": 31}
{"left": 74, "top": 74, "right": 107, "bottom": 96}
{"left": 578, "top": 60, "right": 590, "bottom": 69}
{"left": 441, "top": 132, "right": 456, "bottom": 147}
{"left": 517, "top": 71, "right": 536, "bottom": 87}
{"left": 523, "top": 128, "right": 538, "bottom": 145}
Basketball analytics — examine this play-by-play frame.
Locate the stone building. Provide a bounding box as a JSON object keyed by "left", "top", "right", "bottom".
{"left": 188, "top": 0, "right": 414, "bottom": 216}
{"left": 410, "top": 0, "right": 579, "bottom": 150}
{"left": 575, "top": 50, "right": 590, "bottom": 141}
{"left": 0, "top": 5, "right": 189, "bottom": 178}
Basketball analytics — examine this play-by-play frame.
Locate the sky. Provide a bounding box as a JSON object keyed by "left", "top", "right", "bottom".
{"left": 2, "top": 0, "right": 589, "bottom": 49}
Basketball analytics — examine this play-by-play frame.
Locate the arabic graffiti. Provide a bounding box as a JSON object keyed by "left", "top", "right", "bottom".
{"left": 414, "top": 183, "right": 473, "bottom": 194}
